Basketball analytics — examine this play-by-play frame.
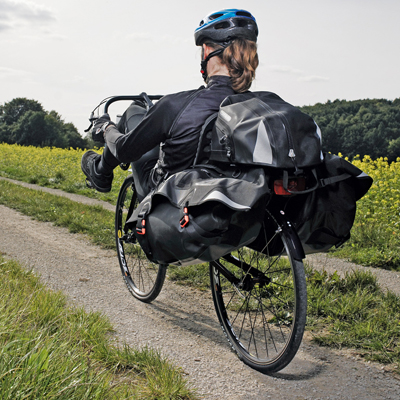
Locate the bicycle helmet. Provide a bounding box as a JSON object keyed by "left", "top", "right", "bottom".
{"left": 194, "top": 9, "right": 258, "bottom": 46}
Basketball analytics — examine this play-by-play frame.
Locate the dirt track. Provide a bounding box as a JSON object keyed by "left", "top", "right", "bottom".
{"left": 0, "top": 178, "right": 399, "bottom": 399}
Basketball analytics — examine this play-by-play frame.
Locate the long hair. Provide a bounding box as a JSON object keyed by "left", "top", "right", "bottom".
{"left": 207, "top": 38, "right": 259, "bottom": 93}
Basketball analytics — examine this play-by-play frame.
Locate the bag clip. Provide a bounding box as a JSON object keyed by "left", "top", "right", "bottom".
{"left": 136, "top": 214, "right": 146, "bottom": 235}
{"left": 135, "top": 202, "right": 151, "bottom": 235}
{"left": 180, "top": 202, "right": 190, "bottom": 228}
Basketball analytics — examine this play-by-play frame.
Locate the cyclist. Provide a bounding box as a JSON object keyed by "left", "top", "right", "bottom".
{"left": 81, "top": 9, "right": 259, "bottom": 195}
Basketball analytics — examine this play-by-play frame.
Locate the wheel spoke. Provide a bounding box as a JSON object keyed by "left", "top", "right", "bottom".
{"left": 210, "top": 211, "right": 307, "bottom": 373}
{"left": 115, "top": 176, "right": 166, "bottom": 303}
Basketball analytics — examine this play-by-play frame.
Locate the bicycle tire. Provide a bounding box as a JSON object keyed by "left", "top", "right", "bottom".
{"left": 210, "top": 211, "right": 307, "bottom": 373}
{"left": 115, "top": 175, "right": 167, "bottom": 303}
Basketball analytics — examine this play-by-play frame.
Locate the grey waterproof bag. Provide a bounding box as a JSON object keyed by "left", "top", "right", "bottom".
{"left": 209, "top": 91, "right": 324, "bottom": 171}
{"left": 126, "top": 165, "right": 271, "bottom": 266}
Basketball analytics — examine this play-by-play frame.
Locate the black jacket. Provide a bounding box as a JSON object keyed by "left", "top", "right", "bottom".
{"left": 105, "top": 75, "right": 235, "bottom": 178}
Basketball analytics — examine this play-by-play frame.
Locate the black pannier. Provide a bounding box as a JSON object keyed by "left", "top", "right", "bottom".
{"left": 249, "top": 153, "right": 373, "bottom": 255}
{"left": 127, "top": 165, "right": 270, "bottom": 266}
{"left": 285, "top": 153, "right": 373, "bottom": 253}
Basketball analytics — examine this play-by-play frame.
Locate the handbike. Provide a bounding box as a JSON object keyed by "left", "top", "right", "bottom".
{"left": 88, "top": 93, "right": 308, "bottom": 374}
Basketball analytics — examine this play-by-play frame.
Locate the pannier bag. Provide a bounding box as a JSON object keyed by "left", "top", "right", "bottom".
{"left": 207, "top": 92, "right": 373, "bottom": 254}
{"left": 209, "top": 91, "right": 324, "bottom": 171}
{"left": 126, "top": 165, "right": 270, "bottom": 266}
{"left": 284, "top": 153, "right": 373, "bottom": 253}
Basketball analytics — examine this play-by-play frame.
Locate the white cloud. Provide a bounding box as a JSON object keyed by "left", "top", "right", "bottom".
{"left": 0, "top": 66, "right": 31, "bottom": 78}
{"left": 126, "top": 31, "right": 191, "bottom": 46}
{"left": 0, "top": 21, "right": 11, "bottom": 32}
{"left": 127, "top": 32, "right": 153, "bottom": 42}
{"left": 268, "top": 65, "right": 303, "bottom": 75}
{"left": 0, "top": 0, "right": 56, "bottom": 32}
{"left": 267, "top": 65, "right": 329, "bottom": 83}
{"left": 298, "top": 75, "right": 330, "bottom": 82}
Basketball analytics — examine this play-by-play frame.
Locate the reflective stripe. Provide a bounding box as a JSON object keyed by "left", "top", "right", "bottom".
{"left": 253, "top": 121, "right": 273, "bottom": 165}
{"left": 202, "top": 191, "right": 250, "bottom": 210}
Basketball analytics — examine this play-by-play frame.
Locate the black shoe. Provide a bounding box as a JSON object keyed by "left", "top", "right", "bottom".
{"left": 81, "top": 151, "right": 113, "bottom": 193}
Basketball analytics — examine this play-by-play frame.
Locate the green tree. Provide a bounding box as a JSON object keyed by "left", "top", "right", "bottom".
{"left": 11, "top": 110, "right": 47, "bottom": 146}
{"left": 43, "top": 111, "right": 68, "bottom": 148}
{"left": 0, "top": 98, "right": 44, "bottom": 126}
{"left": 0, "top": 98, "right": 90, "bottom": 149}
{"left": 388, "top": 137, "right": 400, "bottom": 160}
{"left": 300, "top": 98, "right": 400, "bottom": 161}
{"left": 63, "top": 122, "right": 87, "bottom": 149}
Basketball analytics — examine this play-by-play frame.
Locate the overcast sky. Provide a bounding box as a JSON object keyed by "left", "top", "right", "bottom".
{"left": 0, "top": 0, "right": 399, "bottom": 134}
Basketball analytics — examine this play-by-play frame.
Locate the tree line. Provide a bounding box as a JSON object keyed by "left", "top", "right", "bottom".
{"left": 300, "top": 98, "right": 400, "bottom": 161}
{"left": 1, "top": 97, "right": 399, "bottom": 160}
{"left": 0, "top": 98, "right": 89, "bottom": 149}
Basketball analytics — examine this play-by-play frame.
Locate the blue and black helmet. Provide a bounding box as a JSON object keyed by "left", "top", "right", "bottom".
{"left": 194, "top": 9, "right": 258, "bottom": 46}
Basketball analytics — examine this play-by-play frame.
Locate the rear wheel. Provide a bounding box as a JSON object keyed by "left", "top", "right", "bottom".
{"left": 115, "top": 175, "right": 167, "bottom": 303}
{"left": 210, "top": 211, "right": 307, "bottom": 373}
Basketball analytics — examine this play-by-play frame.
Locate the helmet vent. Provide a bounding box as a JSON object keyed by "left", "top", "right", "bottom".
{"left": 209, "top": 13, "right": 224, "bottom": 20}
{"left": 214, "top": 21, "right": 230, "bottom": 30}
{"left": 236, "top": 19, "right": 248, "bottom": 28}
{"left": 236, "top": 11, "right": 252, "bottom": 18}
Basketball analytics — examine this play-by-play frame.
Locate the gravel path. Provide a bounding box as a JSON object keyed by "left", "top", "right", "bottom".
{"left": 1, "top": 177, "right": 400, "bottom": 399}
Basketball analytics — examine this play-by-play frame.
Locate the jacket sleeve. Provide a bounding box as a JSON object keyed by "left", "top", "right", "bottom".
{"left": 104, "top": 95, "right": 183, "bottom": 163}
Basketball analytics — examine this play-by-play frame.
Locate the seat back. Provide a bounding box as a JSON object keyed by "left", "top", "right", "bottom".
{"left": 122, "top": 103, "right": 158, "bottom": 202}
{"left": 193, "top": 113, "right": 218, "bottom": 166}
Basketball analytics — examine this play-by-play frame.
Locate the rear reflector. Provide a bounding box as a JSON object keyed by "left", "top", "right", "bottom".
{"left": 274, "top": 177, "right": 306, "bottom": 195}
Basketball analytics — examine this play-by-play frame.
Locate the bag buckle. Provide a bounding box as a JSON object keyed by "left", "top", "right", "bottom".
{"left": 180, "top": 203, "right": 189, "bottom": 228}
{"left": 136, "top": 219, "right": 146, "bottom": 235}
{"left": 135, "top": 202, "right": 151, "bottom": 235}
{"left": 136, "top": 212, "right": 147, "bottom": 235}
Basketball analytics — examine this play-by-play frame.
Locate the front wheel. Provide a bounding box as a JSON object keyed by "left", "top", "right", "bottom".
{"left": 115, "top": 175, "right": 167, "bottom": 303}
{"left": 210, "top": 211, "right": 307, "bottom": 373}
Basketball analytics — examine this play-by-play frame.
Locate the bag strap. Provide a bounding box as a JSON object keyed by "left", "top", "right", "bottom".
{"left": 283, "top": 170, "right": 352, "bottom": 194}
{"left": 319, "top": 173, "right": 352, "bottom": 187}
{"left": 283, "top": 169, "right": 319, "bottom": 194}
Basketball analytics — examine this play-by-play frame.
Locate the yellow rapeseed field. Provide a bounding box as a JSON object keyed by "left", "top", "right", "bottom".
{"left": 352, "top": 155, "right": 400, "bottom": 238}
{"left": 0, "top": 143, "right": 127, "bottom": 201}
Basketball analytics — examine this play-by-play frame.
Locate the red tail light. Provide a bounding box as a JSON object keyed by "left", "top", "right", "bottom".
{"left": 274, "top": 177, "right": 306, "bottom": 195}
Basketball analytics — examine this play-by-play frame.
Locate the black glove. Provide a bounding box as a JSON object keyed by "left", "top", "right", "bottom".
{"left": 91, "top": 114, "right": 116, "bottom": 143}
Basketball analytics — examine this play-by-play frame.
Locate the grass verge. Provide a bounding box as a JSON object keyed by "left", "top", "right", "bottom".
{"left": 0, "top": 254, "right": 197, "bottom": 399}
{"left": 0, "top": 179, "right": 116, "bottom": 249}
{"left": 306, "top": 268, "right": 400, "bottom": 371}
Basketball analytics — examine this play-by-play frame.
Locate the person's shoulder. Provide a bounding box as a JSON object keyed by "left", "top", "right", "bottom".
{"left": 154, "top": 86, "right": 206, "bottom": 110}
{"left": 163, "top": 86, "right": 205, "bottom": 101}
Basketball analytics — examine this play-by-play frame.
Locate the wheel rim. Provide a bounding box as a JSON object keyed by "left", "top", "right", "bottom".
{"left": 116, "top": 178, "right": 163, "bottom": 299}
{"left": 211, "top": 219, "right": 305, "bottom": 369}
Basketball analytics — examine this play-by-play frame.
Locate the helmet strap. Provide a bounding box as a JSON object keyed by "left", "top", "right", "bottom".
{"left": 200, "top": 47, "right": 225, "bottom": 82}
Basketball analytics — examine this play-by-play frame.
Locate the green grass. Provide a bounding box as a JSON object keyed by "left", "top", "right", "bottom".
{"left": 306, "top": 268, "right": 400, "bottom": 370}
{"left": 0, "top": 179, "right": 116, "bottom": 249}
{"left": 331, "top": 221, "right": 400, "bottom": 271}
{"left": 168, "top": 263, "right": 210, "bottom": 291}
{"left": 0, "top": 254, "right": 197, "bottom": 399}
